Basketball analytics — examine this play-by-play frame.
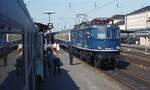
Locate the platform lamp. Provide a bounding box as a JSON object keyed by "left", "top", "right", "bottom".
{"left": 43, "top": 11, "right": 55, "bottom": 30}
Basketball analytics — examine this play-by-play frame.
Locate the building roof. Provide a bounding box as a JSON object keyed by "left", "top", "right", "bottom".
{"left": 128, "top": 5, "right": 150, "bottom": 15}
{"left": 115, "top": 20, "right": 125, "bottom": 25}
{"left": 34, "top": 22, "right": 49, "bottom": 32}
{"left": 111, "top": 15, "right": 125, "bottom": 20}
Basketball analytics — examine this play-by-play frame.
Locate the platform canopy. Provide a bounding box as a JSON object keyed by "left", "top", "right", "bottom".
{"left": 34, "top": 22, "right": 50, "bottom": 32}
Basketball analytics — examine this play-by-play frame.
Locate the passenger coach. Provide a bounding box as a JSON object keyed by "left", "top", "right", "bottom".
{"left": 54, "top": 30, "right": 71, "bottom": 47}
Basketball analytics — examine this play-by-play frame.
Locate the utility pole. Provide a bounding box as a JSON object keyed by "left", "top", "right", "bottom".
{"left": 43, "top": 11, "right": 55, "bottom": 24}
{"left": 125, "top": 14, "right": 127, "bottom": 31}
{"left": 125, "top": 13, "right": 130, "bottom": 44}
{"left": 43, "top": 11, "right": 55, "bottom": 44}
{"left": 43, "top": 11, "right": 56, "bottom": 30}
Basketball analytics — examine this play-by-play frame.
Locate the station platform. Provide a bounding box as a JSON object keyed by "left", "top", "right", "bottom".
{"left": 0, "top": 48, "right": 130, "bottom": 90}
{"left": 39, "top": 49, "right": 129, "bottom": 90}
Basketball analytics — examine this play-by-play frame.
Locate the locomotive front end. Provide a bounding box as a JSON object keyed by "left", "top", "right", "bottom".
{"left": 90, "top": 25, "right": 120, "bottom": 68}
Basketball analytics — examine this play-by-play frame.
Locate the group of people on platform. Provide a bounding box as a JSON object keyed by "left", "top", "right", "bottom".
{"left": 14, "top": 42, "right": 75, "bottom": 76}
{"left": 46, "top": 43, "right": 62, "bottom": 75}
{"left": 45, "top": 42, "right": 75, "bottom": 75}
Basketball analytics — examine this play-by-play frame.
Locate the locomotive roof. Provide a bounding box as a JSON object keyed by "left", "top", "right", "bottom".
{"left": 73, "top": 24, "right": 118, "bottom": 31}
{"left": 73, "top": 17, "right": 112, "bottom": 30}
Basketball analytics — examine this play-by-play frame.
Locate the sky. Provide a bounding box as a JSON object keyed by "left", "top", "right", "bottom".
{"left": 24, "top": 0, "right": 150, "bottom": 32}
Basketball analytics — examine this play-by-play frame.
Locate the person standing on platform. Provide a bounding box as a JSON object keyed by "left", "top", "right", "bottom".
{"left": 46, "top": 44, "right": 53, "bottom": 75}
{"left": 16, "top": 44, "right": 24, "bottom": 75}
{"left": 51, "top": 43, "right": 62, "bottom": 75}
{"left": 2, "top": 42, "right": 9, "bottom": 66}
{"left": 68, "top": 43, "right": 74, "bottom": 65}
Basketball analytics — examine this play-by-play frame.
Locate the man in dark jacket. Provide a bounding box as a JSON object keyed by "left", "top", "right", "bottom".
{"left": 51, "top": 43, "right": 62, "bottom": 75}
{"left": 16, "top": 55, "right": 24, "bottom": 75}
{"left": 2, "top": 43, "right": 9, "bottom": 66}
{"left": 16, "top": 47, "right": 24, "bottom": 76}
{"left": 68, "top": 44, "right": 74, "bottom": 65}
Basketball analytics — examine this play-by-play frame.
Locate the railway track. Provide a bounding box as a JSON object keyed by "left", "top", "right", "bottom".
{"left": 83, "top": 61, "right": 150, "bottom": 90}
{"left": 121, "top": 52, "right": 150, "bottom": 68}
{"left": 80, "top": 59, "right": 150, "bottom": 90}
{"left": 121, "top": 46, "right": 150, "bottom": 68}
{"left": 78, "top": 56, "right": 150, "bottom": 90}
{"left": 121, "top": 44, "right": 150, "bottom": 53}
{"left": 103, "top": 69, "right": 150, "bottom": 90}
{"left": 121, "top": 50, "right": 150, "bottom": 59}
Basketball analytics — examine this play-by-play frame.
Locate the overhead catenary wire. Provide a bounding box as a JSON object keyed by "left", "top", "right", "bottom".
{"left": 69, "top": 3, "right": 72, "bottom": 8}
{"left": 94, "top": 2, "right": 97, "bottom": 8}
{"left": 45, "top": 0, "right": 123, "bottom": 22}
{"left": 85, "top": 0, "right": 119, "bottom": 14}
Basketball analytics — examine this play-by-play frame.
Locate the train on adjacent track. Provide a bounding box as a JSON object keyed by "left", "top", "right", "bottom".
{"left": 54, "top": 18, "right": 121, "bottom": 68}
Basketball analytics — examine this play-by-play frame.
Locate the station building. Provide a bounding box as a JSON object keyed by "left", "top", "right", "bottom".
{"left": 126, "top": 6, "right": 150, "bottom": 31}
{"left": 112, "top": 6, "right": 150, "bottom": 46}
{"left": 111, "top": 15, "right": 125, "bottom": 31}
{"left": 126, "top": 6, "right": 150, "bottom": 46}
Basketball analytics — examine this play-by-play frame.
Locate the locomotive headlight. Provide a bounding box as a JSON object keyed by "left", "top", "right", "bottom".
{"left": 97, "top": 46, "right": 101, "bottom": 49}
{"left": 116, "top": 46, "right": 120, "bottom": 49}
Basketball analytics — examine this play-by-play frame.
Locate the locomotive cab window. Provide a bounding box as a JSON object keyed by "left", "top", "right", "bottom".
{"left": 91, "top": 27, "right": 106, "bottom": 39}
{"left": 107, "top": 28, "right": 120, "bottom": 39}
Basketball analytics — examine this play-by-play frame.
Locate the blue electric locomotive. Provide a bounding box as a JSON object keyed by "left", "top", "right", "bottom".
{"left": 54, "top": 18, "right": 120, "bottom": 68}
